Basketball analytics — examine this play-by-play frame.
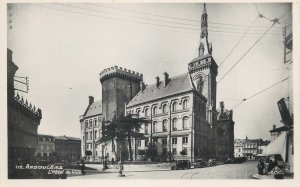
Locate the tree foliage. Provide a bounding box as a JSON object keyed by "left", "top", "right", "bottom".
{"left": 98, "top": 113, "right": 151, "bottom": 161}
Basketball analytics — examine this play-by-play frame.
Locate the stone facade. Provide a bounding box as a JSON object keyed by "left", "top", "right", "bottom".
{"left": 7, "top": 49, "right": 42, "bottom": 178}
{"left": 214, "top": 102, "right": 235, "bottom": 160}
{"left": 35, "top": 135, "right": 55, "bottom": 158}
{"left": 80, "top": 3, "right": 235, "bottom": 162}
{"left": 54, "top": 135, "right": 81, "bottom": 162}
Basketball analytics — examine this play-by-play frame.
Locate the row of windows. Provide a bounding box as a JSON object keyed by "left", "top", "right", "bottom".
{"left": 84, "top": 117, "right": 102, "bottom": 128}
{"left": 83, "top": 130, "right": 100, "bottom": 140}
{"left": 144, "top": 117, "right": 189, "bottom": 134}
{"left": 136, "top": 137, "right": 188, "bottom": 147}
{"left": 39, "top": 144, "right": 55, "bottom": 151}
{"left": 133, "top": 99, "right": 189, "bottom": 117}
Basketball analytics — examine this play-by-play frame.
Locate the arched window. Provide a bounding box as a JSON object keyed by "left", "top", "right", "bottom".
{"left": 172, "top": 118, "right": 177, "bottom": 131}
{"left": 162, "top": 104, "right": 168, "bottom": 113}
{"left": 137, "top": 110, "right": 141, "bottom": 118}
{"left": 153, "top": 106, "right": 158, "bottom": 116}
{"left": 95, "top": 131, "right": 97, "bottom": 139}
{"left": 89, "top": 120, "right": 92, "bottom": 128}
{"left": 182, "top": 99, "right": 188, "bottom": 110}
{"left": 172, "top": 102, "right": 178, "bottom": 112}
{"left": 145, "top": 108, "right": 149, "bottom": 117}
{"left": 162, "top": 120, "right": 168, "bottom": 132}
{"left": 94, "top": 119, "right": 97, "bottom": 127}
{"left": 183, "top": 117, "right": 189, "bottom": 130}
{"left": 85, "top": 121, "right": 88, "bottom": 128}
{"left": 153, "top": 121, "right": 158, "bottom": 133}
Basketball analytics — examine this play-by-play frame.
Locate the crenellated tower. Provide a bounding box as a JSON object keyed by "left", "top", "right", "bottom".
{"left": 100, "top": 66, "right": 143, "bottom": 121}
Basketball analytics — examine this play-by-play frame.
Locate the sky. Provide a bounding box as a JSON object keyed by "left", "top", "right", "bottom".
{"left": 7, "top": 3, "right": 293, "bottom": 140}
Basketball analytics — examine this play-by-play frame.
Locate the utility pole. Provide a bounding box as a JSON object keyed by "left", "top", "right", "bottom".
{"left": 283, "top": 25, "right": 287, "bottom": 64}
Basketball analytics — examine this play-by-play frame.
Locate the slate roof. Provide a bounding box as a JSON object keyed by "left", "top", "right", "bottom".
{"left": 127, "top": 73, "right": 194, "bottom": 107}
{"left": 84, "top": 101, "right": 102, "bottom": 118}
{"left": 55, "top": 135, "right": 81, "bottom": 141}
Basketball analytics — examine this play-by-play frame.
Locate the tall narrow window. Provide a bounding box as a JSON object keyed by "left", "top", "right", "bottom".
{"left": 183, "top": 117, "right": 189, "bottom": 130}
{"left": 162, "top": 104, "right": 167, "bottom": 113}
{"left": 182, "top": 99, "right": 188, "bottom": 110}
{"left": 162, "top": 138, "right": 167, "bottom": 145}
{"left": 182, "top": 137, "right": 188, "bottom": 144}
{"left": 137, "top": 110, "right": 140, "bottom": 118}
{"left": 145, "top": 108, "right": 149, "bottom": 117}
{"left": 172, "top": 102, "right": 177, "bottom": 112}
{"left": 172, "top": 137, "right": 177, "bottom": 145}
{"left": 145, "top": 123, "right": 149, "bottom": 134}
{"left": 153, "top": 106, "right": 158, "bottom": 116}
{"left": 162, "top": 120, "right": 168, "bottom": 132}
{"left": 153, "top": 121, "right": 158, "bottom": 133}
{"left": 172, "top": 118, "right": 177, "bottom": 131}
{"left": 94, "top": 119, "right": 97, "bottom": 127}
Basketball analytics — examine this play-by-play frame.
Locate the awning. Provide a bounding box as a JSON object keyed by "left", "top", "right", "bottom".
{"left": 263, "top": 131, "right": 287, "bottom": 161}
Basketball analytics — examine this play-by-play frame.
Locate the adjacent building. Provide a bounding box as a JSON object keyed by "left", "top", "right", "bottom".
{"left": 80, "top": 4, "right": 235, "bottom": 162}
{"left": 54, "top": 135, "right": 81, "bottom": 162}
{"left": 35, "top": 135, "right": 55, "bottom": 159}
{"left": 7, "top": 49, "right": 42, "bottom": 178}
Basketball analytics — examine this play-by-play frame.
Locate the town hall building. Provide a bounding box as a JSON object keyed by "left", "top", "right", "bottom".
{"left": 79, "top": 4, "right": 234, "bottom": 162}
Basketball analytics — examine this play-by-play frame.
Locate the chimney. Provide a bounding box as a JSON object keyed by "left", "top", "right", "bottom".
{"left": 273, "top": 125, "right": 276, "bottom": 130}
{"left": 220, "top": 101, "right": 224, "bottom": 114}
{"left": 229, "top": 110, "right": 233, "bottom": 120}
{"left": 164, "top": 72, "right": 169, "bottom": 86}
{"left": 156, "top": 76, "right": 160, "bottom": 88}
{"left": 89, "top": 96, "right": 94, "bottom": 105}
{"left": 140, "top": 81, "right": 145, "bottom": 91}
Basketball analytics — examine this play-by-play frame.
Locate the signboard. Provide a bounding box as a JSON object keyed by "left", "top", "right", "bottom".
{"left": 277, "top": 98, "right": 291, "bottom": 126}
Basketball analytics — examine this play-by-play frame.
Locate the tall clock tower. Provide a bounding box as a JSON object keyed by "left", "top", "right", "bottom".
{"left": 188, "top": 3, "right": 218, "bottom": 125}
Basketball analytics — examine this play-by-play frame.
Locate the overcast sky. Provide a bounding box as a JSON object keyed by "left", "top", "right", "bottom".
{"left": 7, "top": 3, "right": 292, "bottom": 140}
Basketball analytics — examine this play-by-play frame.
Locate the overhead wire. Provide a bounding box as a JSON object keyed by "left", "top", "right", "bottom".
{"left": 231, "top": 77, "right": 289, "bottom": 110}
{"left": 218, "top": 16, "right": 259, "bottom": 68}
{"left": 217, "top": 7, "right": 291, "bottom": 83}
{"left": 31, "top": 4, "right": 282, "bottom": 36}
{"left": 217, "top": 23, "right": 275, "bottom": 83}
{"left": 88, "top": 3, "right": 283, "bottom": 29}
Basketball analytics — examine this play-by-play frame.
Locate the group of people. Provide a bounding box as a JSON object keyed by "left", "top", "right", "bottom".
{"left": 257, "top": 157, "right": 278, "bottom": 175}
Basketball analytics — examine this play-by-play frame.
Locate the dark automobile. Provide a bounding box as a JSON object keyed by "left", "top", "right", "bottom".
{"left": 195, "top": 159, "right": 207, "bottom": 168}
{"left": 207, "top": 159, "right": 217, "bottom": 167}
{"left": 171, "top": 160, "right": 191, "bottom": 170}
{"left": 224, "top": 158, "right": 233, "bottom": 164}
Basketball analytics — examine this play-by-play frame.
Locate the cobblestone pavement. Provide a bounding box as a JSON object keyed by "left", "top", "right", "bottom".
{"left": 69, "top": 161, "right": 258, "bottom": 179}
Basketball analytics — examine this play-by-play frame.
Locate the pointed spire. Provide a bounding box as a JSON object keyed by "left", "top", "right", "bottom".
{"left": 203, "top": 3, "right": 207, "bottom": 14}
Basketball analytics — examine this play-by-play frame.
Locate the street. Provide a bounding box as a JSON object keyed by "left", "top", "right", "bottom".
{"left": 69, "top": 161, "right": 257, "bottom": 179}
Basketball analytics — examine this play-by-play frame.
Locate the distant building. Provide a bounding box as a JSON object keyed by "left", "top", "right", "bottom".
{"left": 234, "top": 137, "right": 269, "bottom": 159}
{"left": 79, "top": 97, "right": 104, "bottom": 161}
{"left": 54, "top": 135, "right": 81, "bottom": 162}
{"left": 234, "top": 139, "right": 243, "bottom": 157}
{"left": 7, "top": 49, "right": 42, "bottom": 178}
{"left": 35, "top": 135, "right": 55, "bottom": 159}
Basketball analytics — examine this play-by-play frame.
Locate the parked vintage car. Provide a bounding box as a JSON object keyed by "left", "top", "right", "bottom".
{"left": 194, "top": 159, "right": 207, "bottom": 168}
{"left": 207, "top": 159, "right": 217, "bottom": 167}
{"left": 171, "top": 160, "right": 191, "bottom": 170}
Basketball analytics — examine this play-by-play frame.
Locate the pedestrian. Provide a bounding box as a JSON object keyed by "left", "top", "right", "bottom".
{"left": 257, "top": 159, "right": 265, "bottom": 175}
{"left": 111, "top": 157, "right": 115, "bottom": 166}
{"left": 268, "top": 158, "right": 278, "bottom": 173}
{"left": 81, "top": 159, "right": 85, "bottom": 175}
